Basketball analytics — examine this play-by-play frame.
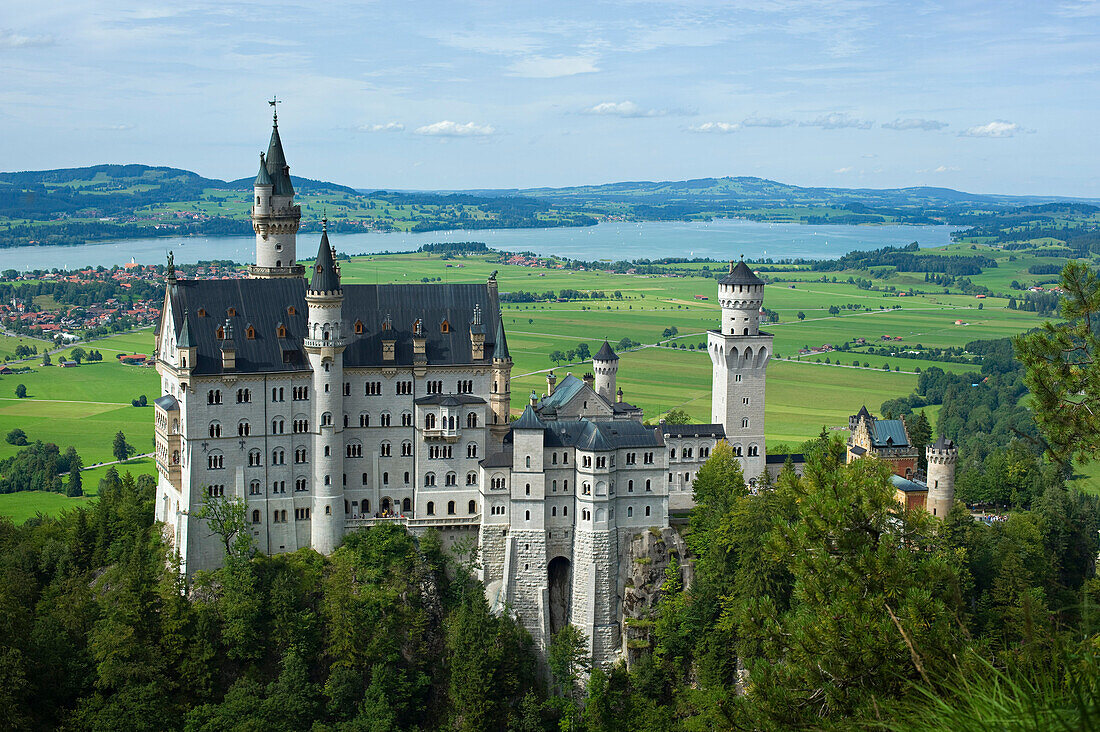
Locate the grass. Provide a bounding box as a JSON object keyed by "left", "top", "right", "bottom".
{"left": 0, "top": 249, "right": 1055, "bottom": 522}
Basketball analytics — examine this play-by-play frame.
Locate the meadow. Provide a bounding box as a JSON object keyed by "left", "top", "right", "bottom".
{"left": 0, "top": 245, "right": 1059, "bottom": 521}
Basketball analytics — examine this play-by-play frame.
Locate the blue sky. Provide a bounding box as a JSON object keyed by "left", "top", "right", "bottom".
{"left": 2, "top": 1, "right": 1099, "bottom": 195}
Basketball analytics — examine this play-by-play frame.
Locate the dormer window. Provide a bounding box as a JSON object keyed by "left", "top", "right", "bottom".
{"left": 197, "top": 308, "right": 206, "bottom": 318}
{"left": 227, "top": 307, "right": 236, "bottom": 317}
{"left": 216, "top": 326, "right": 225, "bottom": 340}
{"left": 441, "top": 320, "right": 450, "bottom": 334}
{"left": 354, "top": 320, "right": 364, "bottom": 335}
{"left": 246, "top": 325, "right": 256, "bottom": 340}
{"left": 287, "top": 306, "right": 296, "bottom": 316}
{"left": 414, "top": 319, "right": 423, "bottom": 337}
{"left": 276, "top": 323, "right": 287, "bottom": 338}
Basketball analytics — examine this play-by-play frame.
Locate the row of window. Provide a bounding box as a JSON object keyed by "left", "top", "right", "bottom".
{"left": 669, "top": 445, "right": 711, "bottom": 460}
{"left": 209, "top": 379, "right": 484, "bottom": 406}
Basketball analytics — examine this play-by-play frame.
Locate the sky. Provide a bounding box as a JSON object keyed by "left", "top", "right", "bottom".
{"left": 2, "top": 1, "right": 1099, "bottom": 196}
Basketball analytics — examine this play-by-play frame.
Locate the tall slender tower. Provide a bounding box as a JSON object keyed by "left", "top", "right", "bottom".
{"left": 489, "top": 312, "right": 513, "bottom": 448}
{"left": 708, "top": 259, "right": 772, "bottom": 480}
{"left": 592, "top": 340, "right": 619, "bottom": 402}
{"left": 249, "top": 103, "right": 305, "bottom": 279}
{"left": 305, "top": 220, "right": 345, "bottom": 553}
{"left": 925, "top": 435, "right": 958, "bottom": 519}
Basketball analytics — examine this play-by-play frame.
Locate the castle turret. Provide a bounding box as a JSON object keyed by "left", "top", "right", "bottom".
{"left": 249, "top": 103, "right": 304, "bottom": 279}
{"left": 708, "top": 258, "right": 772, "bottom": 481}
{"left": 304, "top": 220, "right": 345, "bottom": 553}
{"left": 489, "top": 311, "right": 512, "bottom": 447}
{"left": 508, "top": 406, "right": 549, "bottom": 649}
{"left": 926, "top": 435, "right": 958, "bottom": 519}
{"left": 592, "top": 340, "right": 619, "bottom": 402}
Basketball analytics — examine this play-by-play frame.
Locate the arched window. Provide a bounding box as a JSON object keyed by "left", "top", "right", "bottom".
{"left": 525, "top": 510, "right": 531, "bottom": 521}
{"left": 427, "top": 501, "right": 435, "bottom": 515}
{"left": 628, "top": 480, "right": 634, "bottom": 492}
{"left": 628, "top": 507, "right": 634, "bottom": 517}
{"left": 741, "top": 417, "right": 750, "bottom": 429}
{"left": 466, "top": 471, "right": 478, "bottom": 486}
{"left": 360, "top": 412, "right": 370, "bottom": 427}
{"left": 425, "top": 472, "right": 436, "bottom": 487}
{"left": 322, "top": 412, "right": 333, "bottom": 427}
{"left": 466, "top": 412, "right": 478, "bottom": 428}
{"left": 468, "top": 500, "right": 476, "bottom": 514}
{"left": 248, "top": 449, "right": 261, "bottom": 467}
{"left": 354, "top": 320, "right": 364, "bottom": 335}
{"left": 645, "top": 505, "right": 651, "bottom": 516}
{"left": 209, "top": 421, "right": 221, "bottom": 438}
{"left": 403, "top": 497, "right": 411, "bottom": 512}
{"left": 447, "top": 500, "right": 456, "bottom": 515}
{"left": 249, "top": 480, "right": 261, "bottom": 495}
{"left": 237, "top": 420, "right": 250, "bottom": 436}
{"left": 446, "top": 471, "right": 457, "bottom": 486}
{"left": 525, "top": 455, "right": 531, "bottom": 468}
{"left": 251, "top": 510, "right": 261, "bottom": 524}
{"left": 645, "top": 479, "right": 652, "bottom": 492}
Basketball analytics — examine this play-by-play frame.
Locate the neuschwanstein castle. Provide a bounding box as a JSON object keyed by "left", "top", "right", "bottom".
{"left": 153, "top": 111, "right": 951, "bottom": 666}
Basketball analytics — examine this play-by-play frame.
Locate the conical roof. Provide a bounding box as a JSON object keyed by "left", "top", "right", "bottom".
{"left": 513, "top": 405, "right": 544, "bottom": 430}
{"left": 254, "top": 152, "right": 272, "bottom": 186}
{"left": 594, "top": 339, "right": 618, "bottom": 362}
{"left": 493, "top": 313, "right": 511, "bottom": 360}
{"left": 720, "top": 259, "right": 765, "bottom": 286}
{"left": 265, "top": 117, "right": 294, "bottom": 196}
{"left": 308, "top": 222, "right": 341, "bottom": 293}
{"left": 176, "top": 311, "right": 193, "bottom": 348}
{"left": 932, "top": 434, "right": 955, "bottom": 450}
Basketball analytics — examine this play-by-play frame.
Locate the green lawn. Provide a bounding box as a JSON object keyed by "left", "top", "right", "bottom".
{"left": 0, "top": 250, "right": 1057, "bottom": 522}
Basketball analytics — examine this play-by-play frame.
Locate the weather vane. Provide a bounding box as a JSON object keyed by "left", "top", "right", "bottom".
{"left": 269, "top": 96, "right": 280, "bottom": 124}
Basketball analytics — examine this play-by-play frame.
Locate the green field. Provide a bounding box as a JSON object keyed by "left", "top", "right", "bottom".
{"left": 0, "top": 247, "right": 1060, "bottom": 521}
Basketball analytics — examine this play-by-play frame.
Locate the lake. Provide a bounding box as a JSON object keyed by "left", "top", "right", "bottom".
{"left": 0, "top": 219, "right": 960, "bottom": 271}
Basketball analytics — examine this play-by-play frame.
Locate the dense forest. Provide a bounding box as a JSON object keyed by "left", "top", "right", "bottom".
{"left": 4, "top": 263, "right": 1100, "bottom": 730}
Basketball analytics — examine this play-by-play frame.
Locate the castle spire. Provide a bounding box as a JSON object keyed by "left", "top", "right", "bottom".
{"left": 308, "top": 218, "right": 341, "bottom": 293}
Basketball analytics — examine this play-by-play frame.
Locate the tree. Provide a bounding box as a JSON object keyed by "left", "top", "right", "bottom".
{"left": 138, "top": 395, "right": 147, "bottom": 407}
{"left": 574, "top": 342, "right": 591, "bottom": 361}
{"left": 41, "top": 352, "right": 51, "bottom": 366}
{"left": 548, "top": 624, "right": 589, "bottom": 725}
{"left": 66, "top": 448, "right": 83, "bottom": 497}
{"left": 112, "top": 431, "right": 134, "bottom": 463}
{"left": 661, "top": 408, "right": 692, "bottom": 425}
{"left": 797, "top": 311, "right": 806, "bottom": 321}
{"left": 194, "top": 493, "right": 253, "bottom": 560}
{"left": 70, "top": 347, "right": 87, "bottom": 364}
{"left": 15, "top": 384, "right": 26, "bottom": 398}
{"left": 828, "top": 305, "right": 840, "bottom": 315}
{"left": 909, "top": 410, "right": 933, "bottom": 471}
{"left": 5, "top": 428, "right": 27, "bottom": 446}
{"left": 549, "top": 349, "right": 566, "bottom": 366}
{"left": 1015, "top": 261, "right": 1100, "bottom": 469}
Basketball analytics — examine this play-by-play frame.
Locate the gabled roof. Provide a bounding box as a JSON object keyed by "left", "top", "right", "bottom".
{"left": 513, "top": 405, "right": 544, "bottom": 430}
{"left": 168, "top": 278, "right": 500, "bottom": 374}
{"left": 855, "top": 405, "right": 871, "bottom": 419}
{"left": 153, "top": 394, "right": 179, "bottom": 411}
{"left": 720, "top": 259, "right": 765, "bottom": 286}
{"left": 594, "top": 340, "right": 619, "bottom": 362}
{"left": 518, "top": 419, "right": 663, "bottom": 450}
{"left": 872, "top": 419, "right": 910, "bottom": 448}
{"left": 932, "top": 434, "right": 956, "bottom": 450}
{"left": 538, "top": 373, "right": 587, "bottom": 410}
{"left": 308, "top": 225, "right": 341, "bottom": 293}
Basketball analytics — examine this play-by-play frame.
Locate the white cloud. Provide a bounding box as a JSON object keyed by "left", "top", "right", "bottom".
{"left": 414, "top": 120, "right": 496, "bottom": 137}
{"left": 357, "top": 122, "right": 404, "bottom": 133}
{"left": 0, "top": 29, "right": 55, "bottom": 48}
{"left": 507, "top": 55, "right": 598, "bottom": 78}
{"left": 802, "top": 112, "right": 873, "bottom": 130}
{"left": 834, "top": 166, "right": 854, "bottom": 173}
{"left": 959, "top": 120, "right": 1033, "bottom": 138}
{"left": 882, "top": 118, "right": 949, "bottom": 131}
{"left": 688, "top": 122, "right": 740, "bottom": 133}
{"left": 583, "top": 101, "right": 667, "bottom": 118}
{"left": 934, "top": 165, "right": 960, "bottom": 172}
{"left": 742, "top": 116, "right": 794, "bottom": 128}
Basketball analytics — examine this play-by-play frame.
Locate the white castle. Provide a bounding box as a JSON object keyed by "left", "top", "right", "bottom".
{"left": 152, "top": 111, "right": 898, "bottom": 666}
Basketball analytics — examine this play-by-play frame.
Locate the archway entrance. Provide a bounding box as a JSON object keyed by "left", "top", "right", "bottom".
{"left": 381, "top": 497, "right": 392, "bottom": 515}
{"left": 548, "top": 556, "right": 572, "bottom": 635}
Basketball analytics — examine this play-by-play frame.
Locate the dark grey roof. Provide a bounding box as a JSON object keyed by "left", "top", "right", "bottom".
{"left": 855, "top": 405, "right": 871, "bottom": 419}
{"left": 481, "top": 449, "right": 513, "bottom": 468}
{"left": 872, "top": 419, "right": 910, "bottom": 448}
{"left": 414, "top": 394, "right": 486, "bottom": 406}
{"left": 507, "top": 418, "right": 663, "bottom": 451}
{"left": 611, "top": 401, "right": 642, "bottom": 414}
{"left": 167, "top": 278, "right": 502, "bottom": 375}
{"left": 932, "top": 434, "right": 956, "bottom": 450}
{"left": 513, "top": 405, "right": 544, "bottom": 430}
{"left": 265, "top": 121, "right": 294, "bottom": 196}
{"left": 254, "top": 153, "right": 272, "bottom": 186}
{"left": 493, "top": 313, "right": 510, "bottom": 360}
{"left": 594, "top": 340, "right": 618, "bottom": 362}
{"left": 850, "top": 445, "right": 867, "bottom": 456}
{"left": 153, "top": 394, "right": 179, "bottom": 411}
{"left": 720, "top": 260, "right": 765, "bottom": 286}
{"left": 308, "top": 226, "right": 341, "bottom": 293}
{"left": 661, "top": 423, "right": 725, "bottom": 438}
{"left": 765, "top": 452, "right": 805, "bottom": 465}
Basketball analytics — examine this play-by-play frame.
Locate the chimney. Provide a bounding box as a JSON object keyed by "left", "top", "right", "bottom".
{"left": 220, "top": 319, "right": 236, "bottom": 371}
{"left": 529, "top": 390, "right": 538, "bottom": 407}
{"left": 617, "top": 386, "right": 624, "bottom": 403}
{"left": 546, "top": 371, "right": 556, "bottom": 396}
{"left": 412, "top": 318, "right": 426, "bottom": 363}
{"left": 583, "top": 372, "right": 595, "bottom": 389}
{"left": 470, "top": 304, "right": 485, "bottom": 360}
{"left": 381, "top": 313, "right": 395, "bottom": 361}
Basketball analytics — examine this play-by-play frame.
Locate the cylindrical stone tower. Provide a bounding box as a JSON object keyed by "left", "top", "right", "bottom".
{"left": 305, "top": 221, "right": 346, "bottom": 553}
{"left": 489, "top": 312, "right": 513, "bottom": 448}
{"left": 926, "top": 435, "right": 958, "bottom": 519}
{"left": 592, "top": 340, "right": 619, "bottom": 402}
{"left": 249, "top": 106, "right": 305, "bottom": 279}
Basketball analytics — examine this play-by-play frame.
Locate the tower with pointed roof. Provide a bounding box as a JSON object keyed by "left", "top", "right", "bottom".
{"left": 708, "top": 258, "right": 773, "bottom": 480}
{"left": 489, "top": 311, "right": 513, "bottom": 447}
{"left": 592, "top": 340, "right": 619, "bottom": 402}
{"left": 305, "top": 220, "right": 346, "bottom": 553}
{"left": 249, "top": 106, "right": 305, "bottom": 279}
{"left": 926, "top": 435, "right": 958, "bottom": 519}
